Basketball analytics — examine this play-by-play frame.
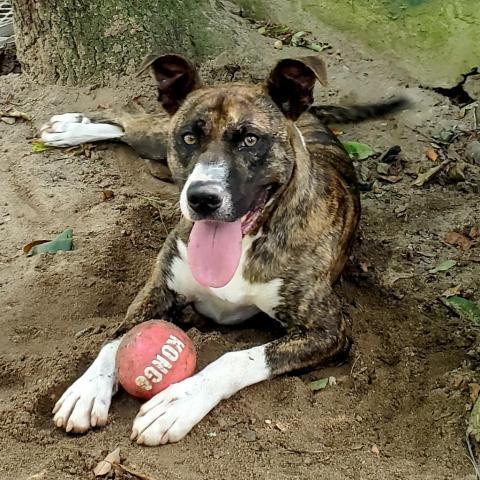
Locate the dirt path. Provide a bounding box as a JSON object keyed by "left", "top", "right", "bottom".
{"left": 1, "top": 17, "right": 479, "bottom": 480}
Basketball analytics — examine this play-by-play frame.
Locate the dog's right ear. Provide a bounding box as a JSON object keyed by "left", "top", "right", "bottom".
{"left": 137, "top": 53, "right": 201, "bottom": 115}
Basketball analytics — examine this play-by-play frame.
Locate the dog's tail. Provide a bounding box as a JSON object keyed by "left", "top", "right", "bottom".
{"left": 308, "top": 97, "right": 410, "bottom": 125}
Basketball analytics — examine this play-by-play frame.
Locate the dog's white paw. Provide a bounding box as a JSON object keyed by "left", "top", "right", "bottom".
{"left": 40, "top": 112, "right": 124, "bottom": 147}
{"left": 131, "top": 373, "right": 220, "bottom": 445}
{"left": 130, "top": 346, "right": 270, "bottom": 445}
{"left": 52, "top": 372, "right": 115, "bottom": 432}
{"left": 52, "top": 339, "right": 120, "bottom": 433}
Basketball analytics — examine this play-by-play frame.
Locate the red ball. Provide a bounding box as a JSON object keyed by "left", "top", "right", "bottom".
{"left": 116, "top": 320, "right": 196, "bottom": 400}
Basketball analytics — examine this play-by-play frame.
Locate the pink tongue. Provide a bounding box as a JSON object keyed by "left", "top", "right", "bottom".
{"left": 188, "top": 220, "right": 243, "bottom": 288}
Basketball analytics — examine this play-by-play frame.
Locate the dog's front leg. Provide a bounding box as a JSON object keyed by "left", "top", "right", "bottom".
{"left": 130, "top": 291, "right": 350, "bottom": 446}
{"left": 131, "top": 345, "right": 270, "bottom": 445}
{"left": 53, "top": 233, "right": 181, "bottom": 433}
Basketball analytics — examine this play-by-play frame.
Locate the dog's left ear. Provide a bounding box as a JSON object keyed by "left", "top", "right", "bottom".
{"left": 137, "top": 53, "right": 201, "bottom": 115}
{"left": 266, "top": 56, "right": 327, "bottom": 120}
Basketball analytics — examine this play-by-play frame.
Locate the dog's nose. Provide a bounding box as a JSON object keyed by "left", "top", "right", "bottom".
{"left": 187, "top": 183, "right": 224, "bottom": 215}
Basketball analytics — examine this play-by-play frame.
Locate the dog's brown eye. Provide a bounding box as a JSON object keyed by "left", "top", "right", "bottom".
{"left": 183, "top": 133, "right": 197, "bottom": 145}
{"left": 243, "top": 134, "right": 258, "bottom": 147}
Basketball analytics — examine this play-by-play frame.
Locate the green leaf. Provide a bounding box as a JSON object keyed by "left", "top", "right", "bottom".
{"left": 291, "top": 31, "right": 307, "bottom": 46}
{"left": 26, "top": 228, "right": 73, "bottom": 256}
{"left": 442, "top": 296, "right": 480, "bottom": 326}
{"left": 305, "top": 42, "right": 328, "bottom": 53}
{"left": 257, "top": 26, "right": 266, "bottom": 35}
{"left": 428, "top": 259, "right": 456, "bottom": 274}
{"left": 32, "top": 140, "right": 51, "bottom": 153}
{"left": 342, "top": 141, "right": 375, "bottom": 160}
{"left": 308, "top": 378, "right": 329, "bottom": 391}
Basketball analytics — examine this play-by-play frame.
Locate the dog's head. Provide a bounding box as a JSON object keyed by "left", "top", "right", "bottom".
{"left": 143, "top": 53, "right": 327, "bottom": 287}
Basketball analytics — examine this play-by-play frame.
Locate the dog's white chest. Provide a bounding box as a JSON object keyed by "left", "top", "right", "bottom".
{"left": 167, "top": 236, "right": 282, "bottom": 325}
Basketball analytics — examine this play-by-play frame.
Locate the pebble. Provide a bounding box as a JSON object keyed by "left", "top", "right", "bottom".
{"left": 466, "top": 141, "right": 480, "bottom": 164}
{"left": 243, "top": 430, "right": 257, "bottom": 442}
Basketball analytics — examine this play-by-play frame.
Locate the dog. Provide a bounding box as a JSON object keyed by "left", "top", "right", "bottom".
{"left": 40, "top": 54, "right": 408, "bottom": 446}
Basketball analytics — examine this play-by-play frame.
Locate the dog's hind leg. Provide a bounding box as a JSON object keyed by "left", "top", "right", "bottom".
{"left": 40, "top": 113, "right": 126, "bottom": 147}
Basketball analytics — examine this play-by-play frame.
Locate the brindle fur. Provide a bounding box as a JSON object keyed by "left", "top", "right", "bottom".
{"left": 99, "top": 54, "right": 405, "bottom": 377}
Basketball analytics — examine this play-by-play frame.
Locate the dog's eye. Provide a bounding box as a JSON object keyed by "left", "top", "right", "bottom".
{"left": 183, "top": 133, "right": 197, "bottom": 145}
{"left": 243, "top": 134, "right": 258, "bottom": 147}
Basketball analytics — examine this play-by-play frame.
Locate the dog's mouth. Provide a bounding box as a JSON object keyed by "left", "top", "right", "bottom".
{"left": 240, "top": 183, "right": 278, "bottom": 236}
{"left": 187, "top": 183, "right": 278, "bottom": 289}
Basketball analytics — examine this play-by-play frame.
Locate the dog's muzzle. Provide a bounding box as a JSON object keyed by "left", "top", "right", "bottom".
{"left": 186, "top": 182, "right": 225, "bottom": 217}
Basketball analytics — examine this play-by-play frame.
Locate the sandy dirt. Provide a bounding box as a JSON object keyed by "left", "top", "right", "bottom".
{"left": 1, "top": 16, "right": 480, "bottom": 480}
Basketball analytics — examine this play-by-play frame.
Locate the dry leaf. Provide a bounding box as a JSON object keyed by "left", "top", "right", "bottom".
{"left": 0, "top": 109, "right": 32, "bottom": 121}
{"left": 360, "top": 261, "right": 370, "bottom": 273}
{"left": 23, "top": 239, "right": 50, "bottom": 255}
{"left": 93, "top": 447, "right": 121, "bottom": 477}
{"left": 275, "top": 422, "right": 288, "bottom": 432}
{"left": 377, "top": 175, "right": 402, "bottom": 183}
{"left": 26, "top": 471, "right": 47, "bottom": 480}
{"left": 444, "top": 231, "right": 471, "bottom": 251}
{"left": 441, "top": 285, "right": 461, "bottom": 298}
{"left": 113, "top": 463, "right": 159, "bottom": 480}
{"left": 470, "top": 383, "right": 480, "bottom": 404}
{"left": 412, "top": 159, "right": 450, "bottom": 187}
{"left": 371, "top": 444, "right": 380, "bottom": 456}
{"left": 102, "top": 189, "right": 114, "bottom": 201}
{"left": 470, "top": 225, "right": 479, "bottom": 239}
{"left": 425, "top": 148, "right": 438, "bottom": 162}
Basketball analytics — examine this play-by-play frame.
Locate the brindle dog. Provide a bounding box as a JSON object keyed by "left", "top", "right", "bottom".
{"left": 41, "top": 54, "right": 408, "bottom": 446}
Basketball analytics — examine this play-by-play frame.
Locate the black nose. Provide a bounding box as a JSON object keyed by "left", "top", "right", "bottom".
{"left": 187, "top": 183, "right": 224, "bottom": 215}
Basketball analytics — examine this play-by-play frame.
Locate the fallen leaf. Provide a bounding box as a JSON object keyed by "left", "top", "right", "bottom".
{"left": 429, "top": 259, "right": 456, "bottom": 274}
{"left": 26, "top": 471, "right": 47, "bottom": 480}
{"left": 113, "top": 463, "right": 159, "bottom": 480}
{"left": 384, "top": 271, "right": 416, "bottom": 287}
{"left": 290, "top": 31, "right": 307, "bottom": 47}
{"left": 378, "top": 175, "right": 402, "bottom": 183}
{"left": 441, "top": 296, "right": 480, "bottom": 326}
{"left": 102, "top": 189, "right": 115, "bottom": 201}
{"left": 470, "top": 225, "right": 479, "bottom": 239}
{"left": 23, "top": 239, "right": 50, "bottom": 254}
{"left": 380, "top": 145, "right": 401, "bottom": 164}
{"left": 25, "top": 228, "right": 73, "bottom": 256}
{"left": 470, "top": 383, "right": 480, "bottom": 403}
{"left": 412, "top": 159, "right": 450, "bottom": 187}
{"left": 305, "top": 41, "right": 328, "bottom": 53}
{"left": 93, "top": 447, "right": 121, "bottom": 477}
{"left": 32, "top": 140, "right": 52, "bottom": 153}
{"left": 1, "top": 116, "right": 16, "bottom": 125}
{"left": 445, "top": 231, "right": 472, "bottom": 251}
{"left": 0, "top": 109, "right": 32, "bottom": 121}
{"left": 371, "top": 444, "right": 380, "bottom": 456}
{"left": 360, "top": 261, "right": 370, "bottom": 273}
{"left": 308, "top": 377, "right": 329, "bottom": 391}
{"left": 275, "top": 422, "right": 288, "bottom": 432}
{"left": 342, "top": 141, "right": 375, "bottom": 160}
{"left": 441, "top": 285, "right": 462, "bottom": 298}
{"left": 425, "top": 148, "right": 438, "bottom": 162}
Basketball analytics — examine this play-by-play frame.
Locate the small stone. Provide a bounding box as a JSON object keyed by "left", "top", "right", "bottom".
{"left": 243, "top": 430, "right": 257, "bottom": 442}
{"left": 466, "top": 141, "right": 480, "bottom": 164}
{"left": 376, "top": 163, "right": 390, "bottom": 175}
{"left": 273, "top": 40, "right": 283, "bottom": 50}
{"left": 1, "top": 116, "right": 15, "bottom": 125}
{"left": 371, "top": 444, "right": 380, "bottom": 456}
{"left": 355, "top": 414, "right": 363, "bottom": 422}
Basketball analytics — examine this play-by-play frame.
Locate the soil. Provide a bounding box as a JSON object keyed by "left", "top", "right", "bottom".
{"left": 1, "top": 14, "right": 480, "bottom": 480}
